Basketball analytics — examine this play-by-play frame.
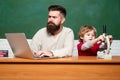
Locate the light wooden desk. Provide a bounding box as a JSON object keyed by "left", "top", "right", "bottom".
{"left": 0, "top": 56, "right": 120, "bottom": 80}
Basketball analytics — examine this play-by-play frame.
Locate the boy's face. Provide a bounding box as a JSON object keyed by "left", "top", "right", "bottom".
{"left": 81, "top": 30, "right": 95, "bottom": 42}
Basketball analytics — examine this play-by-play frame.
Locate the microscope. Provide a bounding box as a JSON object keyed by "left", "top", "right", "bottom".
{"left": 97, "top": 25, "right": 112, "bottom": 59}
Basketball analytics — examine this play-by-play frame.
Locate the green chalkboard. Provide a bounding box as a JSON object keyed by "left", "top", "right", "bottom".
{"left": 0, "top": 0, "right": 120, "bottom": 39}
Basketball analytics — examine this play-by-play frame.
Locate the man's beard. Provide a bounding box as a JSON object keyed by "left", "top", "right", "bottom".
{"left": 47, "top": 22, "right": 60, "bottom": 35}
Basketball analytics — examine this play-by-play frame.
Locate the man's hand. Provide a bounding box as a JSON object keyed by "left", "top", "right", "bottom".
{"left": 35, "top": 50, "right": 53, "bottom": 57}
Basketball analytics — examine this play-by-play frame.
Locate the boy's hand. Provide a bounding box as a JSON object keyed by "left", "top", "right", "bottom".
{"left": 107, "top": 35, "right": 113, "bottom": 44}
{"left": 97, "top": 35, "right": 105, "bottom": 42}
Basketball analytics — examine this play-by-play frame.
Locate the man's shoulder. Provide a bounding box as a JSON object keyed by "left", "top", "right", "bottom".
{"left": 40, "top": 27, "right": 46, "bottom": 30}
{"left": 63, "top": 27, "right": 73, "bottom": 32}
{"left": 37, "top": 27, "right": 46, "bottom": 32}
{"left": 34, "top": 27, "right": 47, "bottom": 36}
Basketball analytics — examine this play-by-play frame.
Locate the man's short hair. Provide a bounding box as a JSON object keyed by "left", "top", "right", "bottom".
{"left": 48, "top": 5, "right": 66, "bottom": 17}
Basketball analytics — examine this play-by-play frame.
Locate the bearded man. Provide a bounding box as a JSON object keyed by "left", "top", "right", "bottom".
{"left": 31, "top": 5, "right": 74, "bottom": 57}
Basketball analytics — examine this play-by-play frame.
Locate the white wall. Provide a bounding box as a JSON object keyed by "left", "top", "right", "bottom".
{"left": 0, "top": 39, "right": 120, "bottom": 58}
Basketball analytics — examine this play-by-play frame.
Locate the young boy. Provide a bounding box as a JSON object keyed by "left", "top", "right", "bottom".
{"left": 77, "top": 25, "right": 112, "bottom": 56}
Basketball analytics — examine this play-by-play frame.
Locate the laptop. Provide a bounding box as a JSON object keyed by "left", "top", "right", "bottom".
{"left": 5, "top": 33, "right": 57, "bottom": 59}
